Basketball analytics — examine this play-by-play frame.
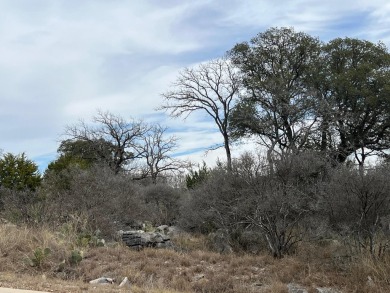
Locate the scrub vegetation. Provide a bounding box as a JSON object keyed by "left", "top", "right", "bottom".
{"left": 1, "top": 27, "right": 390, "bottom": 292}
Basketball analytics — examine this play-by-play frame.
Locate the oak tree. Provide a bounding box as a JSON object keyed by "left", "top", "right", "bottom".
{"left": 229, "top": 27, "right": 321, "bottom": 158}
{"left": 318, "top": 38, "right": 390, "bottom": 165}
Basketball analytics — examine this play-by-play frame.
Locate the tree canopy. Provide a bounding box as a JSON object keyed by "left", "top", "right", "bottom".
{"left": 0, "top": 152, "right": 41, "bottom": 191}
{"left": 318, "top": 38, "right": 390, "bottom": 164}
{"left": 229, "top": 27, "right": 321, "bottom": 152}
{"left": 46, "top": 139, "right": 115, "bottom": 174}
{"left": 229, "top": 27, "right": 390, "bottom": 167}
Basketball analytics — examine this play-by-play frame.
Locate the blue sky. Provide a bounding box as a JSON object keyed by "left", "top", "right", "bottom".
{"left": 0, "top": 0, "right": 389, "bottom": 172}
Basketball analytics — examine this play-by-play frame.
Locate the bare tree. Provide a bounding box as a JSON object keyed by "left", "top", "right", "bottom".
{"left": 64, "top": 110, "right": 149, "bottom": 174}
{"left": 136, "top": 124, "right": 188, "bottom": 183}
{"left": 160, "top": 58, "right": 241, "bottom": 171}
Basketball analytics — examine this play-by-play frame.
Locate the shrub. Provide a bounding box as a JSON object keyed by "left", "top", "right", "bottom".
{"left": 42, "top": 165, "right": 147, "bottom": 237}
{"left": 143, "top": 183, "right": 181, "bottom": 225}
{"left": 26, "top": 247, "right": 51, "bottom": 269}
{"left": 322, "top": 164, "right": 390, "bottom": 256}
{"left": 186, "top": 162, "right": 209, "bottom": 189}
{"left": 68, "top": 250, "right": 83, "bottom": 266}
{"left": 179, "top": 152, "right": 327, "bottom": 257}
{"left": 0, "top": 187, "right": 47, "bottom": 224}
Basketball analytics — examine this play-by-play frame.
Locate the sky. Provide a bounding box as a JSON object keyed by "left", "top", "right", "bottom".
{"left": 0, "top": 0, "right": 389, "bottom": 172}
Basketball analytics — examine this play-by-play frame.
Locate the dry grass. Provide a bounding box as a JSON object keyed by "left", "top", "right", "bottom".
{"left": 1, "top": 223, "right": 390, "bottom": 292}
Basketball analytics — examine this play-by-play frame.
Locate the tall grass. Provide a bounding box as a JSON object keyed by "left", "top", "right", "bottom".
{"left": 1, "top": 222, "right": 390, "bottom": 292}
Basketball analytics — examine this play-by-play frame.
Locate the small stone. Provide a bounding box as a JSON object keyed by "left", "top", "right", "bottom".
{"left": 192, "top": 274, "right": 205, "bottom": 282}
{"left": 119, "top": 277, "right": 131, "bottom": 288}
{"left": 367, "top": 276, "right": 374, "bottom": 287}
{"left": 316, "top": 288, "right": 341, "bottom": 293}
{"left": 288, "top": 283, "right": 308, "bottom": 293}
{"left": 89, "top": 277, "right": 115, "bottom": 284}
{"left": 316, "top": 287, "right": 340, "bottom": 293}
{"left": 97, "top": 238, "right": 105, "bottom": 246}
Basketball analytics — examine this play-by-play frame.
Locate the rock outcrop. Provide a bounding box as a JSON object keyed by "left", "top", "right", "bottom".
{"left": 120, "top": 230, "right": 172, "bottom": 249}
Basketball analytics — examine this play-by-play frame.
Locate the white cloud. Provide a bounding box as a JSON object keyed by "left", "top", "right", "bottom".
{"left": 0, "top": 0, "right": 388, "bottom": 169}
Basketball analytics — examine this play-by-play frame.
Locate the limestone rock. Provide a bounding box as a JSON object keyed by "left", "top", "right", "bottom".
{"left": 192, "top": 274, "right": 205, "bottom": 282}
{"left": 156, "top": 225, "right": 169, "bottom": 234}
{"left": 89, "top": 277, "right": 115, "bottom": 284}
{"left": 288, "top": 283, "right": 308, "bottom": 293}
{"left": 316, "top": 288, "right": 341, "bottom": 293}
{"left": 287, "top": 284, "right": 341, "bottom": 293}
{"left": 119, "top": 277, "right": 131, "bottom": 288}
{"left": 167, "top": 225, "right": 182, "bottom": 236}
{"left": 121, "top": 230, "right": 172, "bottom": 249}
{"left": 367, "top": 276, "right": 374, "bottom": 287}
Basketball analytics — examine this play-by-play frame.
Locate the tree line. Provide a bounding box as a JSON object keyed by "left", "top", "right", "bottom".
{"left": 0, "top": 27, "right": 390, "bottom": 259}
{"left": 161, "top": 27, "right": 390, "bottom": 172}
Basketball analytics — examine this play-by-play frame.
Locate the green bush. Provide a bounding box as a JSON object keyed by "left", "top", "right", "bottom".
{"left": 69, "top": 250, "right": 83, "bottom": 265}
{"left": 27, "top": 247, "right": 51, "bottom": 268}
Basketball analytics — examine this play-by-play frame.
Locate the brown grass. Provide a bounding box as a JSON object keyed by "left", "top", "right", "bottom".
{"left": 1, "top": 223, "right": 390, "bottom": 292}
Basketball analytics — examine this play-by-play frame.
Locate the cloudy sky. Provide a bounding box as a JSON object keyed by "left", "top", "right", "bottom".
{"left": 0, "top": 0, "right": 389, "bottom": 171}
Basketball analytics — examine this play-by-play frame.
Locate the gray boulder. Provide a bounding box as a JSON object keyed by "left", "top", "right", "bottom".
{"left": 120, "top": 230, "right": 172, "bottom": 249}
{"left": 167, "top": 225, "right": 182, "bottom": 236}
{"left": 156, "top": 225, "right": 169, "bottom": 234}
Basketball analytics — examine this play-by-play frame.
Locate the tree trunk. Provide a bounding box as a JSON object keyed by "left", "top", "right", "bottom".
{"left": 223, "top": 133, "right": 232, "bottom": 171}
